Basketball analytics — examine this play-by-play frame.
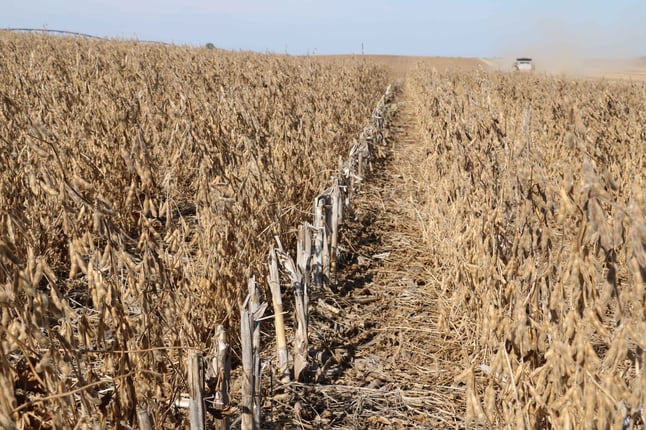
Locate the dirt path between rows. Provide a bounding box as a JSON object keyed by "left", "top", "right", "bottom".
{"left": 269, "top": 82, "right": 468, "bottom": 429}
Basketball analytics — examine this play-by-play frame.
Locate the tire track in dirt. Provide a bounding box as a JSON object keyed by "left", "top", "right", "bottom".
{"left": 273, "top": 83, "right": 468, "bottom": 429}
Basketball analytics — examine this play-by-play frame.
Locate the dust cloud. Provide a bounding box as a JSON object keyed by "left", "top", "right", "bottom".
{"left": 491, "top": 8, "right": 646, "bottom": 77}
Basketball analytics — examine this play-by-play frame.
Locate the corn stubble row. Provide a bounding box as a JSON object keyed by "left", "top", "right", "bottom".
{"left": 0, "top": 33, "right": 388, "bottom": 428}
{"left": 409, "top": 68, "right": 645, "bottom": 428}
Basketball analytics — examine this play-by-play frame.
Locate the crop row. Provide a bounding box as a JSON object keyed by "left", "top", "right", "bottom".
{"left": 0, "top": 32, "right": 389, "bottom": 428}
{"left": 408, "top": 67, "right": 645, "bottom": 428}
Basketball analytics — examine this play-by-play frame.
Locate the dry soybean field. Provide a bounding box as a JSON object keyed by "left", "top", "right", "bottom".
{"left": 0, "top": 32, "right": 387, "bottom": 428}
{"left": 1, "top": 32, "right": 645, "bottom": 429}
{"left": 383, "top": 64, "right": 645, "bottom": 428}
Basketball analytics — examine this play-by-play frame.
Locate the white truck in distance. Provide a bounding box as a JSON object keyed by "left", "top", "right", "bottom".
{"left": 513, "top": 57, "right": 535, "bottom": 71}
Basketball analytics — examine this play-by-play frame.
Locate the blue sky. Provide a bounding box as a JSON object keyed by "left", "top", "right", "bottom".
{"left": 2, "top": 0, "right": 645, "bottom": 57}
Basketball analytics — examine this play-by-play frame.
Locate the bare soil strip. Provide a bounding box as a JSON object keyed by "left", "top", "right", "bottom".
{"left": 268, "top": 83, "right": 468, "bottom": 429}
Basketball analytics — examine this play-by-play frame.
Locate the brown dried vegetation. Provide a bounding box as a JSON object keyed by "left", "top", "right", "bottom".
{"left": 0, "top": 32, "right": 388, "bottom": 428}
{"left": 407, "top": 67, "right": 645, "bottom": 428}
{"left": 2, "top": 30, "right": 645, "bottom": 429}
